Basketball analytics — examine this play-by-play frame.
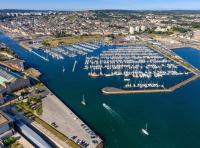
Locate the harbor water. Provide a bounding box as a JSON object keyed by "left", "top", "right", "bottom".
{"left": 1, "top": 32, "right": 200, "bottom": 148}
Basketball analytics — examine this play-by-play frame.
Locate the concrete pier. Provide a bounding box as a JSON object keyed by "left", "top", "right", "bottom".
{"left": 102, "top": 74, "right": 200, "bottom": 95}
{"left": 32, "top": 50, "right": 49, "bottom": 61}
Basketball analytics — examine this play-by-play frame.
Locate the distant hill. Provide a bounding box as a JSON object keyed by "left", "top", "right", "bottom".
{"left": 0, "top": 9, "right": 200, "bottom": 14}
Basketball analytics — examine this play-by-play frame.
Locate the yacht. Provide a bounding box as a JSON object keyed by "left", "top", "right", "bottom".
{"left": 141, "top": 123, "right": 149, "bottom": 136}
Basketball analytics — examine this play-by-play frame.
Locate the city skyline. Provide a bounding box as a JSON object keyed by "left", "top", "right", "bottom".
{"left": 1, "top": 0, "right": 200, "bottom": 10}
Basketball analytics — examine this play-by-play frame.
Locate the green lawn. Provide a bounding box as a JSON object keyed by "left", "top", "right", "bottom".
{"left": 44, "top": 35, "right": 101, "bottom": 47}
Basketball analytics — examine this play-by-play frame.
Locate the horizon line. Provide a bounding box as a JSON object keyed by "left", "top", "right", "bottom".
{"left": 0, "top": 8, "right": 200, "bottom": 12}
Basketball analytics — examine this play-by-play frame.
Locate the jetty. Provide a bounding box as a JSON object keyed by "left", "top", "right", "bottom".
{"left": 102, "top": 67, "right": 200, "bottom": 95}
{"left": 32, "top": 50, "right": 49, "bottom": 61}
{"left": 102, "top": 68, "right": 200, "bottom": 95}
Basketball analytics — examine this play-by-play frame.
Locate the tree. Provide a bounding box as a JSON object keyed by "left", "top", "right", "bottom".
{"left": 42, "top": 41, "right": 50, "bottom": 47}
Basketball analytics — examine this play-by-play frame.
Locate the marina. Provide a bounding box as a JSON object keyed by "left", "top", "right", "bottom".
{"left": 42, "top": 42, "right": 101, "bottom": 60}
{"left": 84, "top": 45, "right": 196, "bottom": 92}
{"left": 1, "top": 32, "right": 200, "bottom": 148}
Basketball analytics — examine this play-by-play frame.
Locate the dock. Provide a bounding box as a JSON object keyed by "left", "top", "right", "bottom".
{"left": 32, "top": 50, "right": 49, "bottom": 61}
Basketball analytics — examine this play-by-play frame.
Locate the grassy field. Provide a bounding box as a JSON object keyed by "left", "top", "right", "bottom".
{"left": 43, "top": 35, "right": 101, "bottom": 47}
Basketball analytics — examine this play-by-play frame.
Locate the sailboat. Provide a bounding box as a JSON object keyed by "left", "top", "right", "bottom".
{"left": 63, "top": 66, "right": 65, "bottom": 72}
{"left": 81, "top": 95, "right": 86, "bottom": 106}
{"left": 141, "top": 123, "right": 149, "bottom": 136}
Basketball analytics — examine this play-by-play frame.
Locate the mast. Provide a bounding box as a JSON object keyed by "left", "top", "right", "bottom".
{"left": 83, "top": 94, "right": 85, "bottom": 102}
{"left": 145, "top": 123, "right": 148, "bottom": 131}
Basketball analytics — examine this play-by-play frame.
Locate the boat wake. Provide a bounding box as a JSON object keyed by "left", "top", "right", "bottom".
{"left": 102, "top": 103, "right": 123, "bottom": 122}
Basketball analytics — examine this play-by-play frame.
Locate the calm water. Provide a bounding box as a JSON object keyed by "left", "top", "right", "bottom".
{"left": 1, "top": 32, "right": 200, "bottom": 148}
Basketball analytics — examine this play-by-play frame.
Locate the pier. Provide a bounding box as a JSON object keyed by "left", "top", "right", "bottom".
{"left": 102, "top": 74, "right": 200, "bottom": 95}
{"left": 32, "top": 50, "right": 49, "bottom": 61}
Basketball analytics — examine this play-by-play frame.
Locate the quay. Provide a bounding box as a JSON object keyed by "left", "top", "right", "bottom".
{"left": 8, "top": 77, "right": 103, "bottom": 148}
{"left": 40, "top": 90, "right": 103, "bottom": 148}
{"left": 102, "top": 74, "right": 200, "bottom": 95}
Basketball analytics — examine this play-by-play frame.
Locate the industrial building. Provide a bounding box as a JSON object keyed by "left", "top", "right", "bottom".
{"left": 0, "top": 66, "right": 30, "bottom": 104}
{"left": 0, "top": 111, "right": 14, "bottom": 142}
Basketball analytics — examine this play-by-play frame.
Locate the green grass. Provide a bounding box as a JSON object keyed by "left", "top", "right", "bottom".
{"left": 36, "top": 104, "right": 43, "bottom": 115}
{"left": 3, "top": 137, "right": 16, "bottom": 146}
{"left": 44, "top": 35, "right": 101, "bottom": 47}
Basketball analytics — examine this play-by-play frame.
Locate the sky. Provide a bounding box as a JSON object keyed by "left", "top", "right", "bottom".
{"left": 0, "top": 0, "right": 200, "bottom": 10}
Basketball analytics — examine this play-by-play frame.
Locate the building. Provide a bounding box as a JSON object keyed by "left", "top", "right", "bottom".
{"left": 0, "top": 43, "right": 7, "bottom": 50}
{"left": 15, "top": 119, "right": 51, "bottom": 148}
{"left": 135, "top": 26, "right": 140, "bottom": 32}
{"left": 141, "top": 25, "right": 146, "bottom": 32}
{"left": 0, "top": 66, "right": 30, "bottom": 104}
{"left": 8, "top": 59, "right": 25, "bottom": 72}
{"left": 0, "top": 111, "right": 14, "bottom": 141}
{"left": 129, "top": 26, "right": 135, "bottom": 34}
{"left": 155, "top": 26, "right": 168, "bottom": 32}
